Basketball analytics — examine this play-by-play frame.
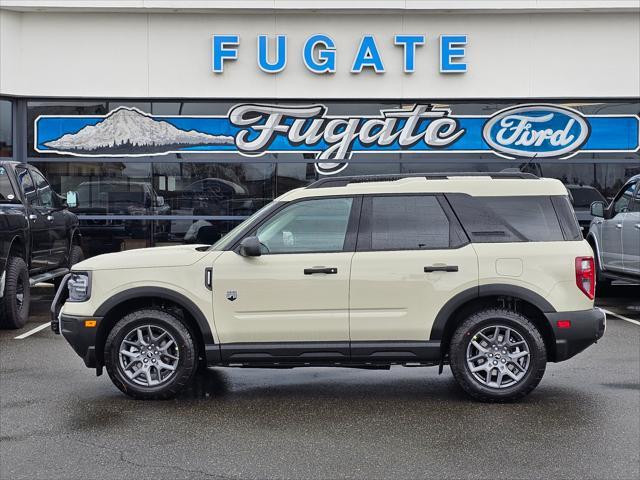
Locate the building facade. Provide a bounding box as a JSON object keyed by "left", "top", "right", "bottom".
{"left": 1, "top": 1, "right": 639, "bottom": 256}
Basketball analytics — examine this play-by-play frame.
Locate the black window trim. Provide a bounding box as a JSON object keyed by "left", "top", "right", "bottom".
{"left": 356, "top": 193, "right": 469, "bottom": 253}
{"left": 28, "top": 166, "right": 55, "bottom": 209}
{"left": 230, "top": 194, "right": 363, "bottom": 255}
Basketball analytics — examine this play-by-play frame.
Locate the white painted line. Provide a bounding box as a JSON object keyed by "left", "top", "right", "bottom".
{"left": 601, "top": 308, "right": 640, "bottom": 326}
{"left": 14, "top": 322, "right": 50, "bottom": 339}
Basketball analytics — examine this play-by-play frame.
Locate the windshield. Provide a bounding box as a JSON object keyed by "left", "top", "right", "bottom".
{"left": 77, "top": 182, "right": 148, "bottom": 207}
{"left": 567, "top": 186, "right": 606, "bottom": 208}
{"left": 0, "top": 166, "right": 18, "bottom": 203}
{"left": 210, "top": 201, "right": 280, "bottom": 251}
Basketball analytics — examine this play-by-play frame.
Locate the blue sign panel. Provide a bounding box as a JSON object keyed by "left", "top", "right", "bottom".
{"left": 35, "top": 104, "right": 640, "bottom": 174}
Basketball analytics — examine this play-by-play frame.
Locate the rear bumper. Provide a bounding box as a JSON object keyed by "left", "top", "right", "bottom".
{"left": 59, "top": 314, "right": 102, "bottom": 368}
{"left": 546, "top": 308, "right": 606, "bottom": 362}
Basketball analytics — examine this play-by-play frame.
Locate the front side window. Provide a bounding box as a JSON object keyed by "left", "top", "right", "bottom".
{"left": 256, "top": 197, "right": 353, "bottom": 254}
{"left": 30, "top": 169, "right": 54, "bottom": 208}
{"left": 368, "top": 195, "right": 452, "bottom": 250}
{"left": 613, "top": 182, "right": 637, "bottom": 214}
{"left": 16, "top": 167, "right": 38, "bottom": 206}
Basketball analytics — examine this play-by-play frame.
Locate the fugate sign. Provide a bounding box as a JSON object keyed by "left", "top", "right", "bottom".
{"left": 35, "top": 104, "right": 640, "bottom": 175}
{"left": 212, "top": 34, "right": 469, "bottom": 74}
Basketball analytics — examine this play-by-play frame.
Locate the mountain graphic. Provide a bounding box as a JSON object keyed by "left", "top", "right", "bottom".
{"left": 43, "top": 107, "right": 234, "bottom": 155}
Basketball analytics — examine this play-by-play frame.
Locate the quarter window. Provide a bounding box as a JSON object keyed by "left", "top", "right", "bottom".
{"left": 368, "top": 195, "right": 451, "bottom": 250}
{"left": 256, "top": 197, "right": 353, "bottom": 253}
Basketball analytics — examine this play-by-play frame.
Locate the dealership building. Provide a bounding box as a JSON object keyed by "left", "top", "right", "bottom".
{"left": 0, "top": 0, "right": 639, "bottom": 256}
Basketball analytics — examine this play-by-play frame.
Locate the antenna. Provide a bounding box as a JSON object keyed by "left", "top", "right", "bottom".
{"left": 519, "top": 152, "right": 540, "bottom": 175}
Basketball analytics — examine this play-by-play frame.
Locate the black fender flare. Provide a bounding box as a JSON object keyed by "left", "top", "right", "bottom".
{"left": 94, "top": 287, "right": 218, "bottom": 361}
{"left": 429, "top": 284, "right": 556, "bottom": 341}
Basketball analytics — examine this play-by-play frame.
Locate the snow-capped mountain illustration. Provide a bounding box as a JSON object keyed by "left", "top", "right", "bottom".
{"left": 43, "top": 107, "right": 234, "bottom": 155}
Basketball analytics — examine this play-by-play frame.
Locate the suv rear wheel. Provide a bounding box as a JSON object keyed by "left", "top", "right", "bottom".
{"left": 449, "top": 308, "right": 546, "bottom": 402}
{"left": 104, "top": 309, "right": 197, "bottom": 399}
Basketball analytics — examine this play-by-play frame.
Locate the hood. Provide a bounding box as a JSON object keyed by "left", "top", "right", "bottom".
{"left": 73, "top": 245, "right": 221, "bottom": 271}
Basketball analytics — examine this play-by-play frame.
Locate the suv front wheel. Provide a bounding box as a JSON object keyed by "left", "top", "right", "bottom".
{"left": 449, "top": 308, "right": 547, "bottom": 402}
{"left": 104, "top": 309, "right": 197, "bottom": 399}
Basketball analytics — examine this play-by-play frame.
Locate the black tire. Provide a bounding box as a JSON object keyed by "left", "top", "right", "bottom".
{"left": 593, "top": 247, "right": 611, "bottom": 292}
{"left": 449, "top": 308, "right": 547, "bottom": 403}
{"left": 104, "top": 309, "right": 197, "bottom": 399}
{"left": 0, "top": 256, "right": 30, "bottom": 329}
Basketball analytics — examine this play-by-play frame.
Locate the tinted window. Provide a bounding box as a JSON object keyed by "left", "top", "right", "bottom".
{"left": 550, "top": 196, "right": 582, "bottom": 241}
{"left": 369, "top": 196, "right": 451, "bottom": 250}
{"left": 30, "top": 169, "right": 54, "bottom": 208}
{"left": 448, "top": 195, "right": 565, "bottom": 242}
{"left": 0, "top": 166, "right": 17, "bottom": 203}
{"left": 630, "top": 183, "right": 640, "bottom": 212}
{"left": 613, "top": 182, "right": 637, "bottom": 214}
{"left": 16, "top": 167, "right": 38, "bottom": 205}
{"left": 566, "top": 186, "right": 605, "bottom": 208}
{"left": 256, "top": 198, "right": 353, "bottom": 253}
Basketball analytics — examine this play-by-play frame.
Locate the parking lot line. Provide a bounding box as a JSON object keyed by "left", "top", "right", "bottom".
{"left": 14, "top": 322, "right": 50, "bottom": 339}
{"left": 601, "top": 308, "right": 640, "bottom": 327}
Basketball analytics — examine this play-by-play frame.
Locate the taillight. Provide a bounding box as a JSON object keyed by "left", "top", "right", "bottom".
{"left": 575, "top": 256, "right": 595, "bottom": 300}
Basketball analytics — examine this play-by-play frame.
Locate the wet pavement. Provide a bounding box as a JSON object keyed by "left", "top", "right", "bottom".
{"left": 1, "top": 284, "right": 639, "bottom": 480}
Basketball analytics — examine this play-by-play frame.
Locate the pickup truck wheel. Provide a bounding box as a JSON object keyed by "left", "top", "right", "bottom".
{"left": 104, "top": 309, "right": 197, "bottom": 399}
{"left": 68, "top": 245, "right": 84, "bottom": 266}
{"left": 0, "top": 257, "right": 30, "bottom": 329}
{"left": 449, "top": 308, "right": 546, "bottom": 403}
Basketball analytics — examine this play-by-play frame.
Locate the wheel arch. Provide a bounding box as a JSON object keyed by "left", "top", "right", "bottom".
{"left": 93, "top": 287, "right": 218, "bottom": 371}
{"left": 431, "top": 284, "right": 558, "bottom": 362}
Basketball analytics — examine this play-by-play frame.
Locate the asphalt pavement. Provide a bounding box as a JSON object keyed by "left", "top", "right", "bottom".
{"left": 1, "top": 284, "right": 639, "bottom": 480}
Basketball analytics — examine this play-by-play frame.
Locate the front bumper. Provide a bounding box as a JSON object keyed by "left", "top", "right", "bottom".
{"left": 59, "top": 313, "right": 103, "bottom": 368}
{"left": 50, "top": 273, "right": 101, "bottom": 368}
{"left": 546, "top": 308, "right": 606, "bottom": 362}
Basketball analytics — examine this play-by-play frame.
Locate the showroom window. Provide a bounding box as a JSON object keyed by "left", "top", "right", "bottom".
{"left": 0, "top": 99, "right": 12, "bottom": 157}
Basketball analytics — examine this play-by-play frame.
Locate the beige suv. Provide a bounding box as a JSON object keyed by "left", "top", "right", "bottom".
{"left": 52, "top": 173, "right": 606, "bottom": 402}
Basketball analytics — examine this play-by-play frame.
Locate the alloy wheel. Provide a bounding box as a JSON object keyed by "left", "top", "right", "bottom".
{"left": 465, "top": 325, "right": 530, "bottom": 389}
{"left": 118, "top": 325, "right": 180, "bottom": 387}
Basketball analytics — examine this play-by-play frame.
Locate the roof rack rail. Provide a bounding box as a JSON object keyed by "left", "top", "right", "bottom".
{"left": 307, "top": 172, "right": 539, "bottom": 189}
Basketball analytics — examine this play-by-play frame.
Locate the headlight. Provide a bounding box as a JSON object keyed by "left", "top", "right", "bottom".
{"left": 67, "top": 272, "right": 91, "bottom": 302}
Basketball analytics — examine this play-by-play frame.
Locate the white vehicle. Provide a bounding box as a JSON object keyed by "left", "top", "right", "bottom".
{"left": 52, "top": 173, "right": 605, "bottom": 402}
{"left": 587, "top": 174, "right": 640, "bottom": 285}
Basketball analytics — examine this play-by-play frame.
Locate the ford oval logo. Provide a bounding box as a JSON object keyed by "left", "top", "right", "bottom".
{"left": 482, "top": 105, "right": 590, "bottom": 158}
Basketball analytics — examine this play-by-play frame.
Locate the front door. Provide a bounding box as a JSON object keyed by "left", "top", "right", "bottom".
{"left": 622, "top": 182, "right": 640, "bottom": 274}
{"left": 30, "top": 168, "right": 68, "bottom": 267}
{"left": 211, "top": 196, "right": 359, "bottom": 362}
{"left": 349, "top": 195, "right": 478, "bottom": 359}
{"left": 601, "top": 182, "right": 636, "bottom": 272}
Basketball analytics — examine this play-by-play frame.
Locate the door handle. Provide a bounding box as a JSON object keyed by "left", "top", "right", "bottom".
{"left": 304, "top": 267, "right": 338, "bottom": 275}
{"left": 616, "top": 224, "right": 623, "bottom": 229}
{"left": 635, "top": 223, "right": 640, "bottom": 230}
{"left": 424, "top": 265, "right": 459, "bottom": 273}
{"left": 47, "top": 215, "right": 54, "bottom": 221}
{"left": 28, "top": 214, "right": 37, "bottom": 221}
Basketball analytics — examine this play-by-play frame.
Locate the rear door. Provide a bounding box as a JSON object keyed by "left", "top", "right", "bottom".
{"left": 15, "top": 167, "right": 49, "bottom": 272}
{"left": 348, "top": 194, "right": 478, "bottom": 359}
{"left": 622, "top": 181, "right": 640, "bottom": 274}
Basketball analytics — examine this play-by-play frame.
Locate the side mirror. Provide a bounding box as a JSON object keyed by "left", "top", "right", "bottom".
{"left": 239, "top": 236, "right": 262, "bottom": 257}
{"left": 66, "top": 191, "right": 78, "bottom": 208}
{"left": 156, "top": 195, "right": 165, "bottom": 207}
{"left": 590, "top": 201, "right": 605, "bottom": 218}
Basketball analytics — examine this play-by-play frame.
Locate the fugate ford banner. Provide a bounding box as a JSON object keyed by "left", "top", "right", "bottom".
{"left": 35, "top": 104, "right": 639, "bottom": 175}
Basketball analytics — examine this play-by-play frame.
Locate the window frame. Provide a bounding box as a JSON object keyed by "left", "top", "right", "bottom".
{"left": 356, "top": 193, "right": 469, "bottom": 252}
{"left": 611, "top": 180, "right": 638, "bottom": 215}
{"left": 15, "top": 166, "right": 39, "bottom": 207}
{"left": 232, "top": 195, "right": 363, "bottom": 255}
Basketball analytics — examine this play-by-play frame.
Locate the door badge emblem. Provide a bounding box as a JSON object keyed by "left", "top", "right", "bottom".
{"left": 226, "top": 290, "right": 238, "bottom": 302}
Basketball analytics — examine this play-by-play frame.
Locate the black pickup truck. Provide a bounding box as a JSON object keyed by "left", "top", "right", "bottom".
{"left": 0, "top": 161, "right": 83, "bottom": 329}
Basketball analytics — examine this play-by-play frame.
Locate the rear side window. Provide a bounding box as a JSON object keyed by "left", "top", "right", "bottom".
{"left": 359, "top": 195, "right": 467, "bottom": 251}
{"left": 0, "top": 166, "right": 17, "bottom": 203}
{"left": 551, "top": 196, "right": 582, "bottom": 240}
{"left": 447, "top": 194, "right": 569, "bottom": 242}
